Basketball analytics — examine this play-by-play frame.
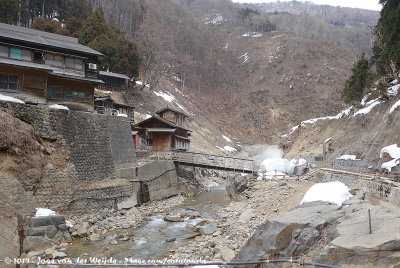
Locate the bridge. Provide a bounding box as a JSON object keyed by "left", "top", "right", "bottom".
{"left": 155, "top": 151, "right": 255, "bottom": 175}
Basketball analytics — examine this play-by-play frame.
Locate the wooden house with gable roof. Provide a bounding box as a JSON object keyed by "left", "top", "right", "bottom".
{"left": 132, "top": 107, "right": 191, "bottom": 151}
{"left": 0, "top": 22, "right": 103, "bottom": 110}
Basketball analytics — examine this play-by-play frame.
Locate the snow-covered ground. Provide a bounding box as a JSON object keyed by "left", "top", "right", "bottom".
{"left": 242, "top": 32, "right": 262, "bottom": 38}
{"left": 0, "top": 93, "right": 24, "bottom": 104}
{"left": 49, "top": 104, "right": 69, "bottom": 110}
{"left": 353, "top": 99, "right": 381, "bottom": 117}
{"left": 390, "top": 99, "right": 400, "bottom": 114}
{"left": 301, "top": 181, "right": 352, "bottom": 206}
{"left": 336, "top": 155, "right": 359, "bottom": 161}
{"left": 222, "top": 135, "right": 232, "bottom": 143}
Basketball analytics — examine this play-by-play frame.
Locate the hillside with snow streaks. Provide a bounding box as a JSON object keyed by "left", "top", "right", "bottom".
{"left": 284, "top": 81, "right": 400, "bottom": 174}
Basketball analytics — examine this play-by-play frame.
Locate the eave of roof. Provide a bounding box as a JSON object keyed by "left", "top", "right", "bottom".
{"left": 48, "top": 72, "right": 104, "bottom": 84}
{"left": 0, "top": 23, "right": 103, "bottom": 57}
{"left": 0, "top": 57, "right": 54, "bottom": 71}
{"left": 147, "top": 128, "right": 176, "bottom": 133}
{"left": 156, "top": 106, "right": 190, "bottom": 117}
{"left": 133, "top": 115, "right": 192, "bottom": 132}
{"left": 99, "top": 71, "right": 129, "bottom": 80}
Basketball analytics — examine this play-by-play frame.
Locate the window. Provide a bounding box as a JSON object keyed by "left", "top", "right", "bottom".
{"left": 0, "top": 74, "right": 18, "bottom": 90}
{"left": 0, "top": 45, "right": 8, "bottom": 58}
{"left": 65, "top": 91, "right": 92, "bottom": 103}
{"left": 10, "top": 46, "right": 21, "bottom": 60}
{"left": 21, "top": 49, "right": 32, "bottom": 61}
{"left": 46, "top": 86, "right": 62, "bottom": 99}
{"left": 64, "top": 91, "right": 72, "bottom": 101}
{"left": 65, "top": 57, "right": 83, "bottom": 70}
{"left": 45, "top": 53, "right": 63, "bottom": 67}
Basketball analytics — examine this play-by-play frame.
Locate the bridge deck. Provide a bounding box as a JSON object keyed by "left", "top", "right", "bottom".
{"left": 156, "top": 151, "right": 255, "bottom": 174}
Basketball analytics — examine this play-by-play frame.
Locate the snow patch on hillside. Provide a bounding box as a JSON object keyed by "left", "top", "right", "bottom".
{"left": 203, "top": 13, "right": 225, "bottom": 25}
{"left": 353, "top": 99, "right": 381, "bottom": 117}
{"left": 242, "top": 32, "right": 262, "bottom": 38}
{"left": 222, "top": 135, "right": 232, "bottom": 143}
{"left": 239, "top": 53, "right": 249, "bottom": 64}
{"left": 154, "top": 91, "right": 175, "bottom": 102}
{"left": 49, "top": 104, "right": 69, "bottom": 110}
{"left": 390, "top": 99, "right": 400, "bottom": 114}
{"left": 387, "top": 84, "right": 400, "bottom": 97}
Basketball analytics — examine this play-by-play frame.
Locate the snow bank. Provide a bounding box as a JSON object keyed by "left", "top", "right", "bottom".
{"left": 95, "top": 88, "right": 112, "bottom": 94}
{"left": 336, "top": 155, "right": 358, "bottom": 161}
{"left": 387, "top": 84, "right": 400, "bottom": 97}
{"left": 353, "top": 99, "right": 381, "bottom": 117}
{"left": 380, "top": 144, "right": 400, "bottom": 159}
{"left": 380, "top": 144, "right": 400, "bottom": 172}
{"left": 154, "top": 91, "right": 175, "bottom": 102}
{"left": 0, "top": 93, "right": 24, "bottom": 104}
{"left": 35, "top": 208, "right": 56, "bottom": 217}
{"left": 65, "top": 220, "right": 74, "bottom": 228}
{"left": 382, "top": 158, "right": 400, "bottom": 172}
{"left": 116, "top": 113, "right": 128, "bottom": 117}
{"left": 49, "top": 104, "right": 69, "bottom": 110}
{"left": 390, "top": 99, "right": 400, "bottom": 114}
{"left": 301, "top": 181, "right": 352, "bottom": 206}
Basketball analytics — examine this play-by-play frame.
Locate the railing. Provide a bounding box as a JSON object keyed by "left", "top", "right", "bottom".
{"left": 156, "top": 151, "right": 255, "bottom": 174}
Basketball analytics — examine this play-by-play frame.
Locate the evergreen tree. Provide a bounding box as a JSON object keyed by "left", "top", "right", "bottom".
{"left": 372, "top": 0, "right": 400, "bottom": 77}
{"left": 341, "top": 53, "right": 373, "bottom": 104}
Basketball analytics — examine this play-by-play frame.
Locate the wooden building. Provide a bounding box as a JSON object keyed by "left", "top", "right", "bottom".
{"left": 0, "top": 22, "right": 103, "bottom": 111}
{"left": 132, "top": 115, "right": 191, "bottom": 151}
{"left": 156, "top": 107, "right": 189, "bottom": 126}
{"left": 98, "top": 71, "right": 129, "bottom": 91}
{"left": 94, "top": 92, "right": 134, "bottom": 122}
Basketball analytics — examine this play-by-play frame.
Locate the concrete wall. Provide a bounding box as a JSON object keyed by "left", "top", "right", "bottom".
{"left": 331, "top": 159, "right": 374, "bottom": 174}
{"left": 137, "top": 160, "right": 179, "bottom": 202}
{"left": 319, "top": 170, "right": 400, "bottom": 207}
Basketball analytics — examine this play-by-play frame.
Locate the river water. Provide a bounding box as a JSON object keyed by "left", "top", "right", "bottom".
{"left": 66, "top": 188, "right": 230, "bottom": 260}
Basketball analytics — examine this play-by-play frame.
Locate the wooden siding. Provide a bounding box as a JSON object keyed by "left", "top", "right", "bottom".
{"left": 0, "top": 65, "right": 46, "bottom": 98}
{"left": 152, "top": 132, "right": 172, "bottom": 151}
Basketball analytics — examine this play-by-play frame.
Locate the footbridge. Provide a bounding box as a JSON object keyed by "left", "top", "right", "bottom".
{"left": 155, "top": 151, "right": 255, "bottom": 175}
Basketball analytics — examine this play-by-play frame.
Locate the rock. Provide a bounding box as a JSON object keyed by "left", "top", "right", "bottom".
{"left": 275, "top": 181, "right": 287, "bottom": 187}
{"left": 57, "top": 224, "right": 68, "bottom": 231}
{"left": 89, "top": 234, "right": 101, "bottom": 241}
{"left": 199, "top": 223, "right": 217, "bottom": 235}
{"left": 110, "top": 240, "right": 118, "bottom": 245}
{"left": 117, "top": 197, "right": 138, "bottom": 210}
{"left": 226, "top": 175, "right": 249, "bottom": 199}
{"left": 46, "top": 226, "right": 58, "bottom": 239}
{"left": 25, "top": 227, "right": 45, "bottom": 237}
{"left": 51, "top": 216, "right": 66, "bottom": 225}
{"left": 29, "top": 217, "right": 52, "bottom": 227}
{"left": 23, "top": 236, "right": 51, "bottom": 253}
{"left": 239, "top": 209, "right": 254, "bottom": 223}
{"left": 164, "top": 214, "right": 184, "bottom": 222}
{"left": 166, "top": 237, "right": 176, "bottom": 242}
{"left": 52, "top": 251, "right": 67, "bottom": 258}
{"left": 26, "top": 250, "right": 44, "bottom": 258}
{"left": 76, "top": 222, "right": 89, "bottom": 238}
{"left": 63, "top": 232, "right": 72, "bottom": 242}
{"left": 99, "top": 210, "right": 108, "bottom": 219}
{"left": 183, "top": 232, "right": 201, "bottom": 239}
{"left": 220, "top": 246, "right": 235, "bottom": 261}
{"left": 52, "top": 231, "right": 63, "bottom": 244}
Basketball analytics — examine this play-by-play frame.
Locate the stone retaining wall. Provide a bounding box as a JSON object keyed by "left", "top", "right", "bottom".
{"left": 319, "top": 170, "right": 400, "bottom": 207}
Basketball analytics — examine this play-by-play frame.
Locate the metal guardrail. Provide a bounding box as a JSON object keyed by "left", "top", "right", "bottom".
{"left": 156, "top": 151, "right": 255, "bottom": 174}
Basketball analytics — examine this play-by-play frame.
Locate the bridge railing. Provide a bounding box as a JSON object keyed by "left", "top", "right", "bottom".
{"left": 155, "top": 151, "right": 255, "bottom": 174}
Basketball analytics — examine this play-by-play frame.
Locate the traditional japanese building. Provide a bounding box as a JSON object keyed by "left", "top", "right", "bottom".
{"left": 132, "top": 107, "right": 191, "bottom": 151}
{"left": 0, "top": 22, "right": 103, "bottom": 111}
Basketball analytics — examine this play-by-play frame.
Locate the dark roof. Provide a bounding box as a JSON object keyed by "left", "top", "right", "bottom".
{"left": 99, "top": 71, "right": 129, "bottom": 80}
{"left": 0, "top": 23, "right": 103, "bottom": 57}
{"left": 94, "top": 91, "right": 135, "bottom": 108}
{"left": 133, "top": 115, "right": 192, "bottom": 132}
{"left": 156, "top": 106, "right": 190, "bottom": 117}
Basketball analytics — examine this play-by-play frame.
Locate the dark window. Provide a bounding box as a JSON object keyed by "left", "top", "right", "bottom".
{"left": 64, "top": 91, "right": 72, "bottom": 101}
{"left": 46, "top": 86, "right": 62, "bottom": 99}
{"left": 65, "top": 57, "right": 83, "bottom": 70}
{"left": 85, "top": 93, "right": 92, "bottom": 103}
{"left": 33, "top": 51, "right": 43, "bottom": 63}
{"left": 0, "top": 74, "right": 18, "bottom": 90}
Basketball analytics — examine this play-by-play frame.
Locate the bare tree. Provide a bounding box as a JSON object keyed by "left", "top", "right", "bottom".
{"left": 137, "top": 34, "right": 168, "bottom": 92}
